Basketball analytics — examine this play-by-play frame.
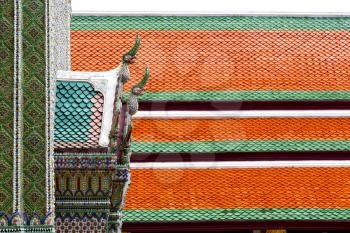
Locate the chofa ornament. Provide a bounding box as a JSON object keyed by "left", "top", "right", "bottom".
{"left": 127, "top": 66, "right": 150, "bottom": 116}
{"left": 119, "top": 35, "right": 141, "bottom": 84}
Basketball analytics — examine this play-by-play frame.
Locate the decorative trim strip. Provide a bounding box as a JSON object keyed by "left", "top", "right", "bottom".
{"left": 131, "top": 160, "right": 350, "bottom": 169}
{"left": 123, "top": 220, "right": 350, "bottom": 231}
{"left": 47, "top": 0, "right": 71, "bottom": 223}
{"left": 135, "top": 110, "right": 350, "bottom": 119}
{"left": 56, "top": 200, "right": 110, "bottom": 205}
{"left": 57, "top": 68, "right": 120, "bottom": 147}
{"left": 0, "top": 210, "right": 53, "bottom": 227}
{"left": 54, "top": 153, "right": 114, "bottom": 157}
{"left": 55, "top": 156, "right": 116, "bottom": 170}
{"left": 0, "top": 226, "right": 54, "bottom": 233}
{"left": 45, "top": 0, "right": 53, "bottom": 218}
{"left": 13, "top": 0, "right": 23, "bottom": 213}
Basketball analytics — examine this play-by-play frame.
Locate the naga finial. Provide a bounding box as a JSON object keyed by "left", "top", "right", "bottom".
{"left": 127, "top": 66, "right": 150, "bottom": 116}
{"left": 119, "top": 35, "right": 141, "bottom": 84}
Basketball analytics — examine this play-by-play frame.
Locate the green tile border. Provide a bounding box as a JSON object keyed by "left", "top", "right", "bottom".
{"left": 133, "top": 140, "right": 350, "bottom": 153}
{"left": 123, "top": 208, "right": 350, "bottom": 222}
{"left": 71, "top": 16, "right": 350, "bottom": 31}
{"left": 131, "top": 90, "right": 350, "bottom": 101}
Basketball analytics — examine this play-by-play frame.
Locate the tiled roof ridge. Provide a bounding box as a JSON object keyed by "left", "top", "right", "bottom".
{"left": 55, "top": 35, "right": 151, "bottom": 233}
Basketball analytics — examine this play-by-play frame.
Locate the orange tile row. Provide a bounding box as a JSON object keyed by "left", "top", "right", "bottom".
{"left": 72, "top": 30, "right": 350, "bottom": 92}
{"left": 133, "top": 118, "right": 350, "bottom": 142}
{"left": 124, "top": 167, "right": 350, "bottom": 209}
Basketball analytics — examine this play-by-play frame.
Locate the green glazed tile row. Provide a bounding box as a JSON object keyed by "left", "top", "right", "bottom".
{"left": 55, "top": 81, "right": 97, "bottom": 142}
{"left": 133, "top": 140, "right": 350, "bottom": 153}
{"left": 124, "top": 208, "right": 350, "bottom": 222}
{"left": 72, "top": 16, "right": 350, "bottom": 31}
{"left": 131, "top": 90, "right": 350, "bottom": 102}
{"left": 0, "top": 0, "right": 14, "bottom": 213}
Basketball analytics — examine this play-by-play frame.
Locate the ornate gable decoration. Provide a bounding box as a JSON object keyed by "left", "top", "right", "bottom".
{"left": 54, "top": 36, "right": 149, "bottom": 233}
{"left": 54, "top": 36, "right": 148, "bottom": 150}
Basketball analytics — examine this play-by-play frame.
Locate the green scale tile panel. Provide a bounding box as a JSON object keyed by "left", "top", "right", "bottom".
{"left": 54, "top": 81, "right": 103, "bottom": 149}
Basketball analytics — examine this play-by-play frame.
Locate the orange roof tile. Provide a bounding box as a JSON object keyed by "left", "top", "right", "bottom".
{"left": 71, "top": 30, "right": 350, "bottom": 93}
{"left": 133, "top": 118, "right": 350, "bottom": 142}
{"left": 125, "top": 167, "right": 350, "bottom": 210}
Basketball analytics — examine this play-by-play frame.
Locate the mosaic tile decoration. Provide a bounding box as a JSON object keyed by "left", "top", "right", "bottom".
{"left": 71, "top": 16, "right": 350, "bottom": 101}
{"left": 22, "top": 0, "right": 48, "bottom": 217}
{"left": 55, "top": 155, "right": 116, "bottom": 170}
{"left": 0, "top": 0, "right": 14, "bottom": 214}
{"left": 0, "top": 0, "right": 69, "bottom": 230}
{"left": 55, "top": 217, "right": 107, "bottom": 233}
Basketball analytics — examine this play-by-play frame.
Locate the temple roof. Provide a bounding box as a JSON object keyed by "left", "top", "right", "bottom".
{"left": 67, "top": 14, "right": 350, "bottom": 228}
{"left": 71, "top": 15, "right": 350, "bottom": 101}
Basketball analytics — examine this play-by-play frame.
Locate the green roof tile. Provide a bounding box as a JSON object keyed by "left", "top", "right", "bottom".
{"left": 123, "top": 208, "right": 350, "bottom": 222}
{"left": 72, "top": 16, "right": 350, "bottom": 31}
{"left": 131, "top": 90, "right": 350, "bottom": 102}
{"left": 133, "top": 140, "right": 350, "bottom": 153}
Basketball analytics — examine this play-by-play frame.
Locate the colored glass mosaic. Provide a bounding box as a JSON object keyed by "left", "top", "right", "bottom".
{"left": 0, "top": 0, "right": 14, "bottom": 214}
{"left": 21, "top": 0, "right": 47, "bottom": 216}
{"left": 55, "top": 217, "right": 107, "bottom": 233}
{"left": 55, "top": 155, "right": 116, "bottom": 170}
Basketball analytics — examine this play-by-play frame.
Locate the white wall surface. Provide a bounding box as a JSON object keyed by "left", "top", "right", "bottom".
{"left": 72, "top": 0, "right": 350, "bottom": 14}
